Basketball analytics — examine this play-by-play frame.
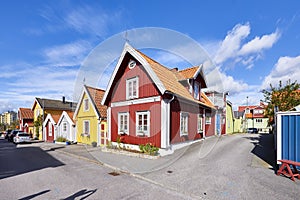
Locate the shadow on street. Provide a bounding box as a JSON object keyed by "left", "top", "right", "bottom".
{"left": 63, "top": 189, "right": 97, "bottom": 200}
{"left": 18, "top": 190, "right": 51, "bottom": 200}
{"left": 0, "top": 139, "right": 64, "bottom": 179}
{"left": 244, "top": 134, "right": 276, "bottom": 171}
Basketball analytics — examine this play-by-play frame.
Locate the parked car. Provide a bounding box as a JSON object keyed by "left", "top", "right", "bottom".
{"left": 247, "top": 128, "right": 258, "bottom": 133}
{"left": 13, "top": 132, "right": 31, "bottom": 144}
{"left": 8, "top": 130, "right": 21, "bottom": 142}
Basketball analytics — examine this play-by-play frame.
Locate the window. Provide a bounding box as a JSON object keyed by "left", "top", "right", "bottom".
{"left": 126, "top": 77, "right": 138, "bottom": 99}
{"left": 83, "top": 120, "right": 90, "bottom": 135}
{"left": 84, "top": 98, "right": 89, "bottom": 111}
{"left": 36, "top": 109, "right": 40, "bottom": 117}
{"left": 205, "top": 113, "right": 211, "bottom": 124}
{"left": 63, "top": 122, "right": 67, "bottom": 132}
{"left": 180, "top": 112, "right": 189, "bottom": 136}
{"left": 256, "top": 119, "right": 263, "bottom": 123}
{"left": 118, "top": 112, "right": 129, "bottom": 134}
{"left": 49, "top": 123, "right": 52, "bottom": 136}
{"left": 136, "top": 111, "right": 150, "bottom": 136}
{"left": 194, "top": 82, "right": 200, "bottom": 99}
{"left": 197, "top": 114, "right": 203, "bottom": 133}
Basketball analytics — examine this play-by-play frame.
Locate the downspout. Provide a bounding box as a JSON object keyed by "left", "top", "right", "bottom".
{"left": 164, "top": 91, "right": 175, "bottom": 149}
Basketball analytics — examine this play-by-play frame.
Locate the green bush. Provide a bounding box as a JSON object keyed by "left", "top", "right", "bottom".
{"left": 139, "top": 143, "right": 159, "bottom": 155}
{"left": 56, "top": 136, "right": 67, "bottom": 142}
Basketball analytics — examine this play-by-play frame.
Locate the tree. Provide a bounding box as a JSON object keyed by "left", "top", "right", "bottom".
{"left": 34, "top": 115, "right": 43, "bottom": 139}
{"left": 262, "top": 79, "right": 300, "bottom": 124}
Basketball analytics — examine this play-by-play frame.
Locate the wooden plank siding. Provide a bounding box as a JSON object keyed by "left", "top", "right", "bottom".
{"left": 45, "top": 121, "right": 54, "bottom": 142}
{"left": 110, "top": 56, "right": 160, "bottom": 103}
{"left": 170, "top": 99, "right": 204, "bottom": 144}
{"left": 111, "top": 101, "right": 161, "bottom": 147}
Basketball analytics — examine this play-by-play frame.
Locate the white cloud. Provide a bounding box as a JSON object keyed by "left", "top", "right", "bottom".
{"left": 239, "top": 30, "right": 280, "bottom": 55}
{"left": 261, "top": 55, "right": 300, "bottom": 89}
{"left": 42, "top": 40, "right": 92, "bottom": 67}
{"left": 214, "top": 23, "right": 250, "bottom": 64}
{"left": 214, "top": 23, "right": 280, "bottom": 71}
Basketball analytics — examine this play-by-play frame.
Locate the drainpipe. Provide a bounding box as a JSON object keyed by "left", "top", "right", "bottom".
{"left": 164, "top": 91, "right": 175, "bottom": 149}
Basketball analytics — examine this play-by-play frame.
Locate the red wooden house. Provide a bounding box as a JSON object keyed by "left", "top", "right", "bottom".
{"left": 18, "top": 108, "right": 34, "bottom": 136}
{"left": 102, "top": 43, "right": 216, "bottom": 149}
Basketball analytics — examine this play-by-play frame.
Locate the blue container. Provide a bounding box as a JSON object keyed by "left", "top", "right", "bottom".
{"left": 276, "top": 111, "right": 300, "bottom": 163}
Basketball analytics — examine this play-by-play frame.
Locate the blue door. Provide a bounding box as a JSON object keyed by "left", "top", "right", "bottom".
{"left": 216, "top": 114, "right": 221, "bottom": 135}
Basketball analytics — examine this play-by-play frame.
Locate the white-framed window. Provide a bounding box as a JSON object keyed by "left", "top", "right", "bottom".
{"left": 194, "top": 82, "right": 200, "bottom": 99}
{"left": 136, "top": 111, "right": 150, "bottom": 137}
{"left": 63, "top": 122, "right": 67, "bottom": 132}
{"left": 83, "top": 120, "right": 90, "bottom": 135}
{"left": 205, "top": 113, "right": 211, "bottom": 124}
{"left": 126, "top": 77, "right": 139, "bottom": 99}
{"left": 180, "top": 112, "right": 189, "bottom": 136}
{"left": 118, "top": 112, "right": 129, "bottom": 135}
{"left": 84, "top": 98, "right": 89, "bottom": 111}
{"left": 48, "top": 123, "right": 52, "bottom": 136}
{"left": 197, "top": 114, "right": 203, "bottom": 133}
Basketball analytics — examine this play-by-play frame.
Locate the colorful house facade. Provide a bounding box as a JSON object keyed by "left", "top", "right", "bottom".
{"left": 57, "top": 111, "right": 76, "bottom": 143}
{"left": 226, "top": 101, "right": 235, "bottom": 134}
{"left": 18, "top": 108, "right": 34, "bottom": 137}
{"left": 102, "top": 43, "right": 216, "bottom": 150}
{"left": 238, "top": 102, "right": 270, "bottom": 133}
{"left": 43, "top": 113, "right": 60, "bottom": 142}
{"left": 73, "top": 85, "right": 107, "bottom": 146}
{"left": 31, "top": 97, "right": 77, "bottom": 140}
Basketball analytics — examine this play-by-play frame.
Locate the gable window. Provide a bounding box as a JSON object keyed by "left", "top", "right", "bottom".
{"left": 180, "top": 112, "right": 189, "bottom": 136}
{"left": 194, "top": 82, "right": 200, "bottom": 99}
{"left": 118, "top": 112, "right": 129, "bottom": 135}
{"left": 205, "top": 113, "right": 211, "bottom": 124}
{"left": 126, "top": 77, "right": 138, "bottom": 99}
{"left": 83, "top": 120, "right": 90, "bottom": 135}
{"left": 84, "top": 98, "right": 89, "bottom": 111}
{"left": 136, "top": 111, "right": 150, "bottom": 137}
{"left": 63, "top": 122, "right": 67, "bottom": 132}
{"left": 197, "top": 114, "right": 203, "bottom": 133}
{"left": 48, "top": 123, "right": 52, "bottom": 136}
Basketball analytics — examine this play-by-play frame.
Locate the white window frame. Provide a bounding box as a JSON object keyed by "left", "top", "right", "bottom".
{"left": 136, "top": 111, "right": 150, "bottom": 137}
{"left": 180, "top": 112, "right": 189, "bottom": 136}
{"left": 197, "top": 114, "right": 203, "bottom": 133}
{"left": 83, "top": 120, "right": 90, "bottom": 135}
{"left": 126, "top": 77, "right": 139, "bottom": 100}
{"left": 84, "top": 98, "right": 89, "bottom": 112}
{"left": 118, "top": 112, "right": 129, "bottom": 135}
{"left": 205, "top": 113, "right": 211, "bottom": 124}
{"left": 63, "top": 122, "right": 67, "bottom": 132}
{"left": 49, "top": 123, "right": 52, "bottom": 136}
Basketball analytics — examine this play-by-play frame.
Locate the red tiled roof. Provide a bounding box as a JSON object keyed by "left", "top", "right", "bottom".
{"left": 19, "top": 108, "right": 34, "bottom": 119}
{"left": 137, "top": 50, "right": 215, "bottom": 109}
{"left": 86, "top": 86, "right": 107, "bottom": 118}
{"left": 178, "top": 66, "right": 198, "bottom": 79}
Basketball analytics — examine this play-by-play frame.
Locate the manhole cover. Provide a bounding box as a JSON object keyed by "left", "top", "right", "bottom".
{"left": 108, "top": 171, "right": 121, "bottom": 176}
{"left": 167, "top": 170, "right": 173, "bottom": 174}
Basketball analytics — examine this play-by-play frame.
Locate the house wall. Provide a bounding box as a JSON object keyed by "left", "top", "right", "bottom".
{"left": 110, "top": 101, "right": 161, "bottom": 147}
{"left": 170, "top": 99, "right": 204, "bottom": 144}
{"left": 226, "top": 104, "right": 234, "bottom": 134}
{"left": 205, "top": 111, "right": 216, "bottom": 137}
{"left": 110, "top": 58, "right": 160, "bottom": 103}
{"left": 75, "top": 93, "right": 98, "bottom": 145}
{"left": 45, "top": 120, "right": 55, "bottom": 142}
{"left": 234, "top": 118, "right": 243, "bottom": 133}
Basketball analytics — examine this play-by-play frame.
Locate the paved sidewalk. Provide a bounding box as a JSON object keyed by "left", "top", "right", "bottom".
{"left": 33, "top": 135, "right": 222, "bottom": 174}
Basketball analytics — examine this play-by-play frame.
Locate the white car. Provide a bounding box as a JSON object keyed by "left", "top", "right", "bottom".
{"left": 13, "top": 132, "right": 31, "bottom": 144}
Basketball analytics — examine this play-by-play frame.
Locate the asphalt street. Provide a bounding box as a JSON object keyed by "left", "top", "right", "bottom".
{"left": 0, "top": 133, "right": 299, "bottom": 200}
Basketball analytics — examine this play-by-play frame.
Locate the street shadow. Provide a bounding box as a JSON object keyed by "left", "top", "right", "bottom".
{"left": 244, "top": 134, "right": 276, "bottom": 172}
{"left": 63, "top": 189, "right": 97, "bottom": 200}
{"left": 0, "top": 140, "right": 64, "bottom": 179}
{"left": 18, "top": 190, "right": 50, "bottom": 200}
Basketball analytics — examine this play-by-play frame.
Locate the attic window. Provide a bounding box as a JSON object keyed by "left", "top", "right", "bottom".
{"left": 126, "top": 77, "right": 139, "bottom": 99}
{"left": 128, "top": 60, "right": 136, "bottom": 69}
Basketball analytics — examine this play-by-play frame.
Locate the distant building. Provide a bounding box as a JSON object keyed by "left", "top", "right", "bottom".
{"left": 238, "top": 102, "right": 270, "bottom": 133}
{"left": 0, "top": 111, "right": 17, "bottom": 125}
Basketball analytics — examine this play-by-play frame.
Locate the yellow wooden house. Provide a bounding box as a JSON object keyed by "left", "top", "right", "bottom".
{"left": 73, "top": 85, "right": 107, "bottom": 146}
{"left": 31, "top": 97, "right": 77, "bottom": 140}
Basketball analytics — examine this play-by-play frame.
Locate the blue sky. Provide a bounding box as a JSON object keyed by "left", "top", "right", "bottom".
{"left": 1, "top": 0, "right": 300, "bottom": 113}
